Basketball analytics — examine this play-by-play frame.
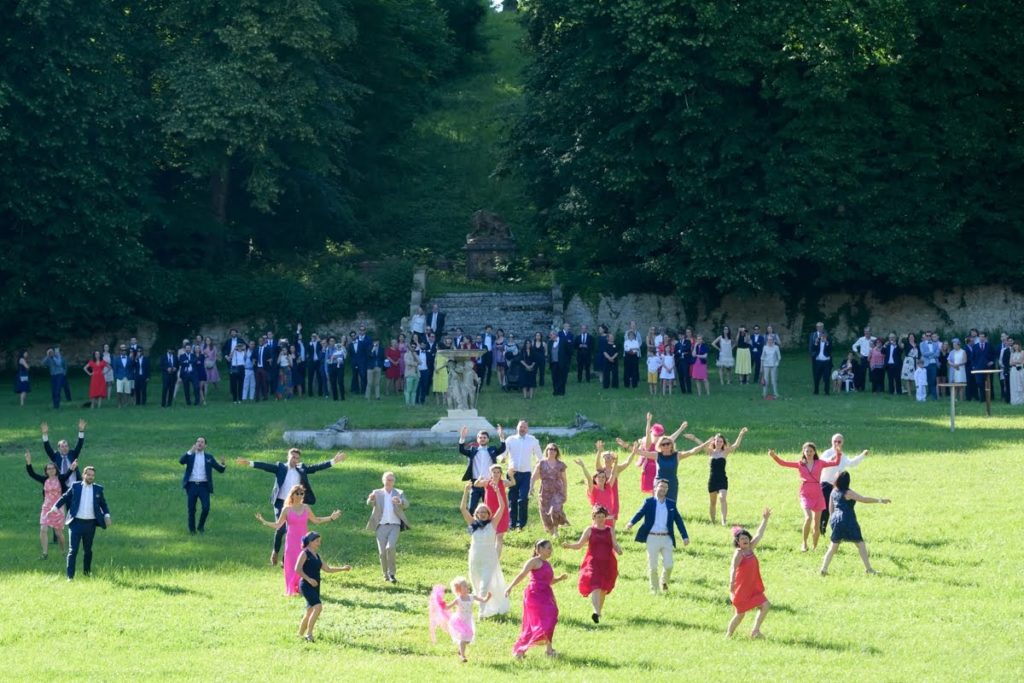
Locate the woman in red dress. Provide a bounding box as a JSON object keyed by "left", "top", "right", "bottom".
{"left": 384, "top": 339, "right": 402, "bottom": 394}
{"left": 475, "top": 464, "right": 511, "bottom": 557}
{"left": 562, "top": 505, "right": 622, "bottom": 623}
{"left": 83, "top": 350, "right": 109, "bottom": 408}
{"left": 728, "top": 508, "right": 772, "bottom": 638}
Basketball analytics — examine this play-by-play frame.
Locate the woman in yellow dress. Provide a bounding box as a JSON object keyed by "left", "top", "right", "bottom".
{"left": 433, "top": 337, "right": 451, "bottom": 405}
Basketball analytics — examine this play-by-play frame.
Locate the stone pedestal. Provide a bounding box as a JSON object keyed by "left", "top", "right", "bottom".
{"left": 430, "top": 409, "right": 496, "bottom": 435}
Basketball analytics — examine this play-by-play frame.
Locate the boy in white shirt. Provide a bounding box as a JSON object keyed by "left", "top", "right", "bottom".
{"left": 913, "top": 359, "right": 928, "bottom": 401}
{"left": 647, "top": 350, "right": 662, "bottom": 396}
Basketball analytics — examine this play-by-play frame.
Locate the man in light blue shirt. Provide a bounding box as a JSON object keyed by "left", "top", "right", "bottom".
{"left": 920, "top": 331, "right": 941, "bottom": 400}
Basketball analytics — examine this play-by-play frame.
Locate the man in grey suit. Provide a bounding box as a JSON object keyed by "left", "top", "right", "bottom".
{"left": 365, "top": 472, "right": 410, "bottom": 583}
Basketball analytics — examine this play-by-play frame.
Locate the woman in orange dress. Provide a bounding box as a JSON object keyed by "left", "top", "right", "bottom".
{"left": 727, "top": 508, "right": 772, "bottom": 638}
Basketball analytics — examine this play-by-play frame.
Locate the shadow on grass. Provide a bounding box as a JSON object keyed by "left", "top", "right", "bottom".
{"left": 480, "top": 651, "right": 626, "bottom": 672}
{"left": 770, "top": 635, "right": 882, "bottom": 655}
{"left": 106, "top": 575, "right": 209, "bottom": 597}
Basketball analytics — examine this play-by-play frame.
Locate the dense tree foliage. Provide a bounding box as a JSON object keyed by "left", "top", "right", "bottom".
{"left": 1, "top": 0, "right": 486, "bottom": 346}
{"left": 510, "top": 0, "right": 1024, "bottom": 309}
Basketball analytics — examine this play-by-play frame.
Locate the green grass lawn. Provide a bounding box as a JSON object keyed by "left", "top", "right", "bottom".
{"left": 2, "top": 371, "right": 1022, "bottom": 681}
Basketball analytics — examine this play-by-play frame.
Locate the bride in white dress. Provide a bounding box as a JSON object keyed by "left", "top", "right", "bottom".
{"left": 460, "top": 481, "right": 509, "bottom": 617}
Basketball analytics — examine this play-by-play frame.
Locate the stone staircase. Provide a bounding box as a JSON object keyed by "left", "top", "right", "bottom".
{"left": 428, "top": 291, "right": 556, "bottom": 338}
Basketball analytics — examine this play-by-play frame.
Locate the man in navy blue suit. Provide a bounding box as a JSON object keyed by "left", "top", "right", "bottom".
{"left": 236, "top": 448, "right": 347, "bottom": 565}
{"left": 625, "top": 478, "right": 689, "bottom": 593}
{"left": 458, "top": 425, "right": 506, "bottom": 513}
{"left": 159, "top": 347, "right": 178, "bottom": 407}
{"left": 558, "top": 322, "right": 575, "bottom": 390}
{"left": 134, "top": 348, "right": 150, "bottom": 405}
{"left": 180, "top": 437, "right": 227, "bottom": 535}
{"left": 50, "top": 465, "right": 112, "bottom": 580}
{"left": 749, "top": 325, "right": 766, "bottom": 384}
{"left": 970, "top": 332, "right": 997, "bottom": 401}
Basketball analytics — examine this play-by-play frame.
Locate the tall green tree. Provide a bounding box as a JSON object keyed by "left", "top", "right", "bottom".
{"left": 0, "top": 0, "right": 156, "bottom": 343}
{"left": 511, "top": 0, "right": 1024, "bottom": 306}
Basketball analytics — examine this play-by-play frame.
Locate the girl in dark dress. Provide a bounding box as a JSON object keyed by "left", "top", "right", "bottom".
{"left": 683, "top": 428, "right": 749, "bottom": 525}
{"left": 819, "top": 472, "right": 890, "bottom": 576}
{"left": 296, "top": 532, "right": 351, "bottom": 642}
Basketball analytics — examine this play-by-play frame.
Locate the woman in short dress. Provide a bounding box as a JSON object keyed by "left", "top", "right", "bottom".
{"left": 494, "top": 330, "right": 508, "bottom": 388}
{"left": 202, "top": 337, "right": 220, "bottom": 389}
{"left": 712, "top": 326, "right": 734, "bottom": 385}
{"left": 193, "top": 344, "right": 208, "bottom": 404}
{"left": 532, "top": 443, "right": 569, "bottom": 536}
{"left": 14, "top": 350, "right": 30, "bottom": 406}
{"left": 25, "top": 449, "right": 74, "bottom": 558}
{"left": 84, "top": 350, "right": 109, "bottom": 409}
{"left": 728, "top": 508, "right": 772, "bottom": 638}
{"left": 295, "top": 531, "right": 351, "bottom": 642}
{"left": 819, "top": 472, "right": 890, "bottom": 575}
{"left": 692, "top": 335, "right": 711, "bottom": 395}
{"left": 769, "top": 444, "right": 841, "bottom": 552}
{"left": 684, "top": 427, "right": 749, "bottom": 525}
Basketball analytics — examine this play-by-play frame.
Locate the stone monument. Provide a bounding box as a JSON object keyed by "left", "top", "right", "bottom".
{"left": 464, "top": 210, "right": 515, "bottom": 279}
{"left": 430, "top": 349, "right": 495, "bottom": 434}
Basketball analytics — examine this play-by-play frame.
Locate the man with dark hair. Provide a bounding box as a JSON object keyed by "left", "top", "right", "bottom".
{"left": 236, "top": 448, "right": 347, "bottom": 565}
{"left": 49, "top": 464, "right": 112, "bottom": 580}
{"left": 810, "top": 330, "right": 833, "bottom": 395}
{"left": 625, "top": 478, "right": 689, "bottom": 593}
{"left": 160, "top": 347, "right": 178, "bottom": 407}
{"left": 179, "top": 437, "right": 227, "bottom": 534}
{"left": 458, "top": 425, "right": 506, "bottom": 513}
{"left": 576, "top": 324, "right": 593, "bottom": 383}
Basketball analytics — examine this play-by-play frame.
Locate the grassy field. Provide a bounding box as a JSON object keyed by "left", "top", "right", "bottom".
{"left": 1, "top": 370, "right": 1022, "bottom": 682}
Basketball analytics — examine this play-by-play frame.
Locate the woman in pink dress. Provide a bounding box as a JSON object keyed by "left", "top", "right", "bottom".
{"left": 25, "top": 449, "right": 74, "bottom": 559}
{"left": 256, "top": 485, "right": 341, "bottom": 595}
{"left": 562, "top": 505, "right": 622, "bottom": 623}
{"left": 769, "top": 443, "right": 841, "bottom": 551}
{"left": 83, "top": 350, "right": 109, "bottom": 408}
{"left": 203, "top": 337, "right": 220, "bottom": 388}
{"left": 506, "top": 539, "right": 568, "bottom": 659}
{"left": 475, "top": 464, "right": 512, "bottom": 556}
{"left": 593, "top": 440, "right": 637, "bottom": 521}
{"left": 573, "top": 458, "right": 621, "bottom": 526}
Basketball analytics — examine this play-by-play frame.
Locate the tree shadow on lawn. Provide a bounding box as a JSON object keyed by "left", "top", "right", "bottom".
{"left": 104, "top": 574, "right": 210, "bottom": 597}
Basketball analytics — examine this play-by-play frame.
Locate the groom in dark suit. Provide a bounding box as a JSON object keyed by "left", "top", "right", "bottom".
{"left": 180, "top": 437, "right": 227, "bottom": 534}
{"left": 236, "top": 448, "right": 347, "bottom": 565}
{"left": 50, "top": 465, "right": 112, "bottom": 579}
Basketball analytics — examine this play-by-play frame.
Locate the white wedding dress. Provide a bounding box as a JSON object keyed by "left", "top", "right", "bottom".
{"left": 468, "top": 522, "right": 509, "bottom": 617}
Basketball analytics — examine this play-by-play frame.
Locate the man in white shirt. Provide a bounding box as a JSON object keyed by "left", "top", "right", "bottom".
{"left": 50, "top": 465, "right": 112, "bottom": 580}
{"left": 625, "top": 479, "right": 689, "bottom": 593}
{"left": 180, "top": 437, "right": 227, "bottom": 535}
{"left": 502, "top": 420, "right": 542, "bottom": 530}
{"left": 237, "top": 448, "right": 346, "bottom": 565}
{"left": 458, "top": 425, "right": 506, "bottom": 513}
{"left": 365, "top": 472, "right": 410, "bottom": 583}
{"left": 819, "top": 433, "right": 868, "bottom": 534}
{"left": 851, "top": 326, "right": 873, "bottom": 391}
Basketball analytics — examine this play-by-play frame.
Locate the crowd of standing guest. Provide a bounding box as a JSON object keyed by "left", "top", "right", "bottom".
{"left": 14, "top": 308, "right": 1024, "bottom": 407}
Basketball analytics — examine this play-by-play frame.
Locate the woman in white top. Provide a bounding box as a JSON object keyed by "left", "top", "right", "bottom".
{"left": 410, "top": 306, "right": 426, "bottom": 344}
{"left": 946, "top": 338, "right": 968, "bottom": 401}
{"left": 760, "top": 336, "right": 781, "bottom": 398}
{"left": 818, "top": 433, "right": 868, "bottom": 535}
{"left": 276, "top": 343, "right": 294, "bottom": 399}
{"left": 712, "top": 326, "right": 735, "bottom": 386}
{"left": 1009, "top": 342, "right": 1024, "bottom": 406}
{"left": 459, "top": 481, "right": 509, "bottom": 618}
{"left": 623, "top": 331, "right": 642, "bottom": 389}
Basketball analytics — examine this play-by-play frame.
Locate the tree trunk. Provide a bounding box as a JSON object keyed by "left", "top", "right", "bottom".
{"left": 209, "top": 160, "right": 229, "bottom": 225}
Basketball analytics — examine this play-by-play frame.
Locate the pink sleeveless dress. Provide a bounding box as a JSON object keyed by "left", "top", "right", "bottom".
{"left": 283, "top": 507, "right": 310, "bottom": 595}
{"left": 512, "top": 560, "right": 559, "bottom": 655}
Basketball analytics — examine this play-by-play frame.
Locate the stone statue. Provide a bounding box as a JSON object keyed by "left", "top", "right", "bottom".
{"left": 446, "top": 359, "right": 480, "bottom": 410}
{"left": 467, "top": 209, "right": 512, "bottom": 241}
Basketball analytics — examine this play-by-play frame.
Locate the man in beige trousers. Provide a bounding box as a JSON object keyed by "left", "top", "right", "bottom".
{"left": 366, "top": 471, "right": 409, "bottom": 583}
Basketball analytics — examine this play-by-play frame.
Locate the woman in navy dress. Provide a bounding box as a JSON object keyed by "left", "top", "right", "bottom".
{"left": 296, "top": 531, "right": 351, "bottom": 642}
{"left": 14, "top": 350, "right": 31, "bottom": 406}
{"left": 819, "top": 472, "right": 890, "bottom": 576}
{"left": 647, "top": 435, "right": 711, "bottom": 503}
